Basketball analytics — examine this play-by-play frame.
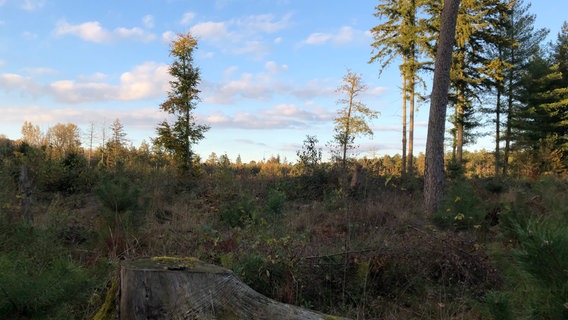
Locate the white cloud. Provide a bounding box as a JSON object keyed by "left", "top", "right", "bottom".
{"left": 289, "top": 79, "right": 334, "bottom": 99}
{"left": 0, "top": 0, "right": 6, "bottom": 7}
{"left": 200, "top": 51, "right": 215, "bottom": 59}
{"left": 232, "top": 40, "right": 270, "bottom": 59}
{"left": 0, "top": 73, "right": 40, "bottom": 94}
{"left": 78, "top": 72, "right": 107, "bottom": 81}
{"left": 223, "top": 66, "right": 239, "bottom": 78}
{"left": 188, "top": 13, "right": 292, "bottom": 58}
{"left": 180, "top": 12, "right": 196, "bottom": 25}
{"left": 54, "top": 20, "right": 156, "bottom": 43}
{"left": 118, "top": 62, "right": 170, "bottom": 100}
{"left": 205, "top": 72, "right": 269, "bottom": 104}
{"left": 235, "top": 13, "right": 292, "bottom": 34}
{"left": 24, "top": 67, "right": 58, "bottom": 75}
{"left": 205, "top": 111, "right": 231, "bottom": 124}
{"left": 265, "top": 61, "right": 288, "bottom": 74}
{"left": 204, "top": 103, "right": 333, "bottom": 130}
{"left": 21, "top": 0, "right": 45, "bottom": 11}
{"left": 115, "top": 27, "right": 155, "bottom": 42}
{"left": 49, "top": 80, "right": 115, "bottom": 103}
{"left": 142, "top": 15, "right": 154, "bottom": 28}
{"left": 266, "top": 104, "right": 321, "bottom": 120}
{"left": 205, "top": 65, "right": 276, "bottom": 104}
{"left": 366, "top": 86, "right": 388, "bottom": 97}
{"left": 203, "top": 63, "right": 333, "bottom": 105}
{"left": 214, "top": 0, "right": 232, "bottom": 9}
{"left": 302, "top": 26, "right": 370, "bottom": 46}
{"left": 54, "top": 20, "right": 111, "bottom": 43}
{"left": 1, "top": 105, "right": 165, "bottom": 132}
{"left": 2, "top": 105, "right": 55, "bottom": 123}
{"left": 334, "top": 26, "right": 357, "bottom": 45}
{"left": 161, "top": 31, "right": 176, "bottom": 43}
{"left": 190, "top": 21, "right": 231, "bottom": 41}
{"left": 0, "top": 62, "right": 171, "bottom": 104}
{"left": 303, "top": 32, "right": 332, "bottom": 45}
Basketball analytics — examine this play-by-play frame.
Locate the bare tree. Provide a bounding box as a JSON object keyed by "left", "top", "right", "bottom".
{"left": 45, "top": 123, "right": 81, "bottom": 160}
{"left": 333, "top": 69, "right": 379, "bottom": 169}
{"left": 20, "top": 121, "right": 43, "bottom": 147}
{"left": 85, "top": 121, "right": 96, "bottom": 167}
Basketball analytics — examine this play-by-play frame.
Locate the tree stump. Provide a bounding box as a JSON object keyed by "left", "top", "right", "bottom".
{"left": 120, "top": 257, "right": 347, "bottom": 320}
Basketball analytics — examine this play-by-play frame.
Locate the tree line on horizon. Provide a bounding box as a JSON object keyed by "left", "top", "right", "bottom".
{"left": 0, "top": 0, "right": 566, "bottom": 187}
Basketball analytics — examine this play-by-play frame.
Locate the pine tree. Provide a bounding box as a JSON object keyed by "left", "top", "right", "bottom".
{"left": 554, "top": 22, "right": 568, "bottom": 84}
{"left": 154, "top": 32, "right": 209, "bottom": 174}
{"left": 500, "top": 0, "right": 548, "bottom": 175}
{"left": 481, "top": 0, "right": 516, "bottom": 176}
{"left": 296, "top": 135, "right": 322, "bottom": 175}
{"left": 370, "top": 0, "right": 429, "bottom": 175}
{"left": 449, "top": 0, "right": 497, "bottom": 165}
{"left": 424, "top": 0, "right": 506, "bottom": 166}
{"left": 235, "top": 154, "right": 243, "bottom": 167}
{"left": 106, "top": 118, "right": 128, "bottom": 169}
{"left": 512, "top": 24, "right": 568, "bottom": 173}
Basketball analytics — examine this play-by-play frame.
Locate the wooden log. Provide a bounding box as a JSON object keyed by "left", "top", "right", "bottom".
{"left": 120, "top": 257, "right": 347, "bottom": 320}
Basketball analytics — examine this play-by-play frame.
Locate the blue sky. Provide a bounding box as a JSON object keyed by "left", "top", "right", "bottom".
{"left": 0, "top": 0, "right": 566, "bottom": 163}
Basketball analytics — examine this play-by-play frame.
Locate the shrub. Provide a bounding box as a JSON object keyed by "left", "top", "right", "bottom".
{"left": 0, "top": 221, "right": 101, "bottom": 319}
{"left": 220, "top": 195, "right": 260, "bottom": 228}
{"left": 41, "top": 152, "right": 93, "bottom": 194}
{"left": 95, "top": 175, "right": 140, "bottom": 214}
{"left": 511, "top": 221, "right": 568, "bottom": 319}
{"left": 488, "top": 176, "right": 568, "bottom": 319}
{"left": 484, "top": 291, "right": 513, "bottom": 320}
{"left": 323, "top": 188, "right": 345, "bottom": 211}
{"left": 265, "top": 188, "right": 287, "bottom": 216}
{"left": 481, "top": 177, "right": 508, "bottom": 194}
{"left": 432, "top": 178, "right": 485, "bottom": 230}
{"left": 95, "top": 174, "right": 143, "bottom": 257}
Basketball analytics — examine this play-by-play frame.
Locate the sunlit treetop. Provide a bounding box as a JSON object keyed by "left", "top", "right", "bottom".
{"left": 170, "top": 33, "right": 198, "bottom": 58}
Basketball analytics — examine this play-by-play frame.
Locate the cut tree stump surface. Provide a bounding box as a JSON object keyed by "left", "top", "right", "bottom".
{"left": 120, "top": 257, "right": 348, "bottom": 320}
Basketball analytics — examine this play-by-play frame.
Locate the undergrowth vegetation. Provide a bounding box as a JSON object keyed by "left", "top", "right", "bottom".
{"left": 1, "top": 144, "right": 567, "bottom": 319}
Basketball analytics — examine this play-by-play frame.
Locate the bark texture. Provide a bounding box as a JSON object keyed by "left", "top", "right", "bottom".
{"left": 424, "top": 0, "right": 461, "bottom": 215}
{"left": 120, "top": 257, "right": 347, "bottom": 320}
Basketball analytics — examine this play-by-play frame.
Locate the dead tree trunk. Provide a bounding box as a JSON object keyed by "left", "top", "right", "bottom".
{"left": 120, "top": 257, "right": 348, "bottom": 320}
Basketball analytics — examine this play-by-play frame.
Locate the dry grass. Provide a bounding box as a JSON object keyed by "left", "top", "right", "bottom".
{"left": 21, "top": 169, "right": 505, "bottom": 319}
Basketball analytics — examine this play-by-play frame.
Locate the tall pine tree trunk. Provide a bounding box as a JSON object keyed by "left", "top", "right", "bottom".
{"left": 424, "top": 0, "right": 460, "bottom": 215}
{"left": 503, "top": 41, "right": 517, "bottom": 177}
{"left": 503, "top": 67, "right": 514, "bottom": 176}
{"left": 495, "top": 84, "right": 502, "bottom": 176}
{"left": 408, "top": 73, "right": 415, "bottom": 175}
{"left": 456, "top": 92, "right": 464, "bottom": 165}
{"left": 408, "top": 0, "right": 417, "bottom": 176}
{"left": 402, "top": 68, "right": 408, "bottom": 176}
